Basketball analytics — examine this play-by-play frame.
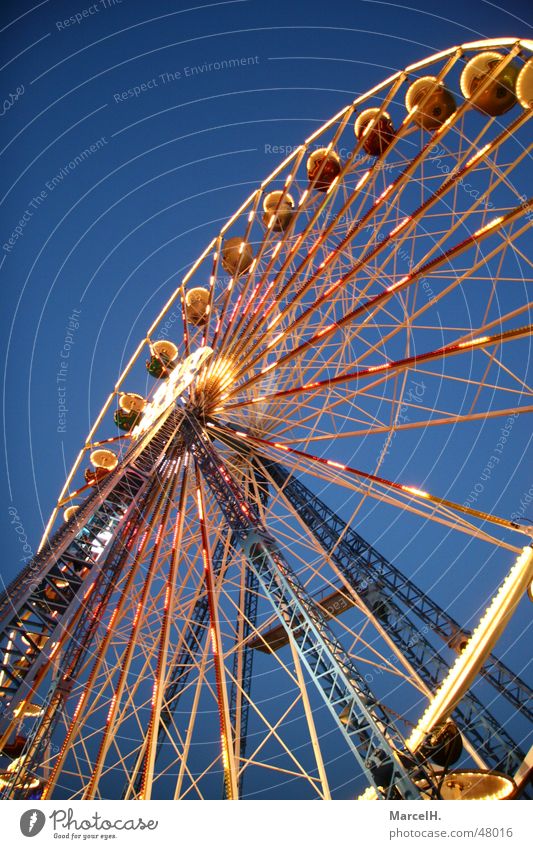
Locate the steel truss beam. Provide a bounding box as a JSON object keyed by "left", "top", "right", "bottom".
{"left": 127, "top": 538, "right": 227, "bottom": 798}
{"left": 183, "top": 415, "right": 436, "bottom": 800}
{"left": 263, "top": 460, "right": 528, "bottom": 776}
{"left": 0, "top": 412, "right": 183, "bottom": 798}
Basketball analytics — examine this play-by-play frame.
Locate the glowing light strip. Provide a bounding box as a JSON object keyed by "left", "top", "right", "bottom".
{"left": 304, "top": 105, "right": 352, "bottom": 144}
{"left": 405, "top": 46, "right": 458, "bottom": 73}
{"left": 220, "top": 190, "right": 259, "bottom": 235}
{"left": 462, "top": 38, "right": 518, "bottom": 49}
{"left": 406, "top": 546, "right": 533, "bottom": 753}
{"left": 261, "top": 146, "right": 304, "bottom": 186}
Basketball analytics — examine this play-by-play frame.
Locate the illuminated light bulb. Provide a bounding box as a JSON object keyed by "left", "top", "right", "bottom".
{"left": 132, "top": 602, "right": 142, "bottom": 627}
{"left": 73, "top": 693, "right": 86, "bottom": 720}
{"left": 221, "top": 732, "right": 230, "bottom": 771}
{"left": 474, "top": 217, "right": 504, "bottom": 236}
{"left": 356, "top": 171, "right": 370, "bottom": 189}
{"left": 248, "top": 210, "right": 255, "bottom": 222}
{"left": 458, "top": 336, "right": 490, "bottom": 348}
{"left": 83, "top": 582, "right": 95, "bottom": 601}
{"left": 357, "top": 786, "right": 379, "bottom": 800}
{"left": 387, "top": 274, "right": 410, "bottom": 292}
{"left": 517, "top": 58, "right": 533, "bottom": 108}
{"left": 367, "top": 363, "right": 390, "bottom": 372}
{"left": 435, "top": 114, "right": 455, "bottom": 134}
{"left": 389, "top": 217, "right": 411, "bottom": 236}
{"left": 439, "top": 770, "right": 515, "bottom": 801}
{"left": 106, "top": 695, "right": 117, "bottom": 724}
{"left": 326, "top": 460, "right": 346, "bottom": 469}
{"left": 466, "top": 143, "right": 491, "bottom": 167}
{"left": 402, "top": 486, "right": 430, "bottom": 498}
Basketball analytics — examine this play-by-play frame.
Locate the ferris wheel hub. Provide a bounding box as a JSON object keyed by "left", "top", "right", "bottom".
{"left": 132, "top": 346, "right": 214, "bottom": 438}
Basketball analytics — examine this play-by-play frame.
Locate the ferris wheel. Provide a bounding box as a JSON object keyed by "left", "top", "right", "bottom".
{"left": 1, "top": 37, "right": 532, "bottom": 801}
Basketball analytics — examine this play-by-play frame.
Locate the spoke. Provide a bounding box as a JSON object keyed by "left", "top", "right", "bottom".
{"left": 214, "top": 424, "right": 528, "bottom": 538}
{"left": 277, "top": 405, "right": 533, "bottom": 444}
{"left": 4, "top": 39, "right": 532, "bottom": 802}
{"left": 138, "top": 460, "right": 189, "bottom": 799}
{"left": 194, "top": 467, "right": 239, "bottom": 799}
{"left": 222, "top": 324, "right": 533, "bottom": 411}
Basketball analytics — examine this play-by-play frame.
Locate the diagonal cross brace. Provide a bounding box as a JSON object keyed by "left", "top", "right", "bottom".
{"left": 183, "top": 416, "right": 433, "bottom": 800}
{"left": 263, "top": 459, "right": 527, "bottom": 776}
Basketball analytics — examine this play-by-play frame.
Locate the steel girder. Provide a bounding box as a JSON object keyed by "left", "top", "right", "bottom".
{"left": 263, "top": 460, "right": 527, "bottom": 776}
{"left": 183, "top": 416, "right": 435, "bottom": 800}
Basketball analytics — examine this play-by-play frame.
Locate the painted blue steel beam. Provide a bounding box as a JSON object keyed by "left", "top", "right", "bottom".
{"left": 183, "top": 416, "right": 436, "bottom": 800}
{"left": 224, "top": 467, "right": 268, "bottom": 797}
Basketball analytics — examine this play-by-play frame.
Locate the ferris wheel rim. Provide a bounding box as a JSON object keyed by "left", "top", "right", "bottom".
{"left": 37, "top": 35, "right": 533, "bottom": 551}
